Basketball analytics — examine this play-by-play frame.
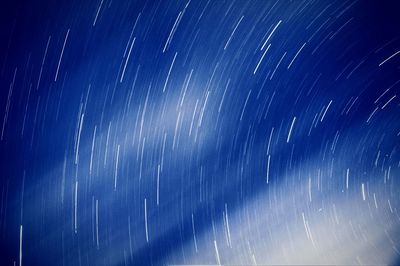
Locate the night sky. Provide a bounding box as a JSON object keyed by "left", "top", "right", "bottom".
{"left": 0, "top": 0, "right": 400, "bottom": 265}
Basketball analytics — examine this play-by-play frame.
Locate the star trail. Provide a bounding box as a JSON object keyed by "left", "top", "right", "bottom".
{"left": 0, "top": 0, "right": 400, "bottom": 265}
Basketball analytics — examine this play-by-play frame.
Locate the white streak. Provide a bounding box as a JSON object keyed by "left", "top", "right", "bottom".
{"left": 74, "top": 181, "right": 78, "bottom": 234}
{"left": 157, "top": 164, "right": 160, "bottom": 206}
{"left": 114, "top": 145, "right": 120, "bottom": 191}
{"left": 320, "top": 100, "right": 332, "bottom": 122}
{"left": 379, "top": 50, "right": 400, "bottom": 67}
{"left": 191, "top": 214, "right": 198, "bottom": 252}
{"left": 1, "top": 68, "right": 16, "bottom": 140}
{"left": 75, "top": 113, "right": 84, "bottom": 164}
{"left": 266, "top": 155, "right": 271, "bottom": 184}
{"left": 214, "top": 240, "right": 221, "bottom": 265}
{"left": 89, "top": 126, "right": 97, "bottom": 176}
{"left": 189, "top": 100, "right": 198, "bottom": 136}
{"left": 225, "top": 205, "right": 232, "bottom": 248}
{"left": 361, "top": 183, "right": 366, "bottom": 201}
{"left": 381, "top": 95, "right": 396, "bottom": 109}
{"left": 267, "top": 127, "right": 274, "bottom": 155}
{"left": 261, "top": 20, "right": 282, "bottom": 50}
{"left": 163, "top": 52, "right": 178, "bottom": 92}
{"left": 96, "top": 199, "right": 99, "bottom": 249}
{"left": 254, "top": 43, "right": 271, "bottom": 74}
{"left": 287, "top": 117, "right": 296, "bottom": 143}
{"left": 373, "top": 193, "right": 378, "bottom": 209}
{"left": 270, "top": 52, "right": 286, "bottom": 80}
{"left": 224, "top": 16, "right": 244, "bottom": 50}
{"left": 120, "top": 37, "right": 136, "bottom": 82}
{"left": 93, "top": 0, "right": 104, "bottom": 26}
{"left": 144, "top": 198, "right": 149, "bottom": 242}
{"left": 388, "top": 199, "right": 393, "bottom": 213}
{"left": 374, "top": 88, "right": 390, "bottom": 104}
{"left": 36, "top": 36, "right": 51, "bottom": 90}
{"left": 198, "top": 90, "right": 210, "bottom": 127}
{"left": 104, "top": 122, "right": 111, "bottom": 167}
{"left": 366, "top": 106, "right": 378, "bottom": 123}
{"left": 218, "top": 79, "right": 230, "bottom": 113}
{"left": 19, "top": 225, "right": 23, "bottom": 266}
{"left": 240, "top": 90, "right": 252, "bottom": 121}
{"left": 287, "top": 42, "right": 306, "bottom": 69}
{"left": 55, "top": 29, "right": 70, "bottom": 81}
{"left": 163, "top": 12, "right": 182, "bottom": 53}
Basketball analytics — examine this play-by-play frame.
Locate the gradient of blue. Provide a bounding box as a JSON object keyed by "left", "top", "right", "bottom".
{"left": 0, "top": 0, "right": 399, "bottom": 265}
